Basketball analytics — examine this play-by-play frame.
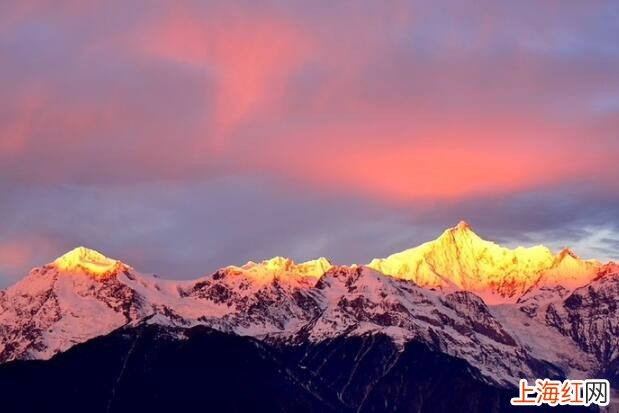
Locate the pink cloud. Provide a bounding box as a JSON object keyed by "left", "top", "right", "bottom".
{"left": 0, "top": 0, "right": 617, "bottom": 202}
{"left": 231, "top": 114, "right": 610, "bottom": 200}
{"left": 0, "top": 241, "right": 30, "bottom": 270}
{"left": 0, "top": 235, "right": 57, "bottom": 277}
{"left": 137, "top": 3, "right": 313, "bottom": 146}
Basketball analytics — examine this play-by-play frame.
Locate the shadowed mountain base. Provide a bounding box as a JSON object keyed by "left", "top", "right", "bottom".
{"left": 0, "top": 324, "right": 596, "bottom": 413}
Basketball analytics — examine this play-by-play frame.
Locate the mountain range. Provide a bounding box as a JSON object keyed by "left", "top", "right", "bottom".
{"left": 0, "top": 221, "right": 617, "bottom": 412}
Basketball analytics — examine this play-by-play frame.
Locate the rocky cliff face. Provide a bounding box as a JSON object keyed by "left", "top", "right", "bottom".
{"left": 544, "top": 264, "right": 619, "bottom": 385}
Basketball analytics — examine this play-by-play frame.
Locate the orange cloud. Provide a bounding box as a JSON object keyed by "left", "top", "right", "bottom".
{"left": 237, "top": 116, "right": 608, "bottom": 200}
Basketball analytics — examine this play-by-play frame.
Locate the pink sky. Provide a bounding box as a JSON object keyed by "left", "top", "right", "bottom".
{"left": 1, "top": 1, "right": 618, "bottom": 284}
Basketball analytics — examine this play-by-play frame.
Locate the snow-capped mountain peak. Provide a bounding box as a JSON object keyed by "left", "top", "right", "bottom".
{"left": 367, "top": 221, "right": 600, "bottom": 303}
{"left": 0, "top": 249, "right": 147, "bottom": 363}
{"left": 455, "top": 219, "right": 471, "bottom": 230}
{"left": 53, "top": 246, "right": 126, "bottom": 278}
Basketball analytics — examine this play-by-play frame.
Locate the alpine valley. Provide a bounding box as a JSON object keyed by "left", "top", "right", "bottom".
{"left": 0, "top": 222, "right": 617, "bottom": 412}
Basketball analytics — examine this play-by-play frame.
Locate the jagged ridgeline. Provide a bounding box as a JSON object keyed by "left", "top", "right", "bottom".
{"left": 0, "top": 222, "right": 617, "bottom": 412}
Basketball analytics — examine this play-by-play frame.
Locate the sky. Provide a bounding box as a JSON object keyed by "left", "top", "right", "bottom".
{"left": 1, "top": 0, "right": 618, "bottom": 286}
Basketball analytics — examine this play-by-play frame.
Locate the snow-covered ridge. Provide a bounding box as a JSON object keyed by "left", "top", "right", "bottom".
{"left": 368, "top": 221, "right": 600, "bottom": 303}
{"left": 0, "top": 223, "right": 617, "bottom": 389}
{"left": 226, "top": 256, "right": 332, "bottom": 286}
